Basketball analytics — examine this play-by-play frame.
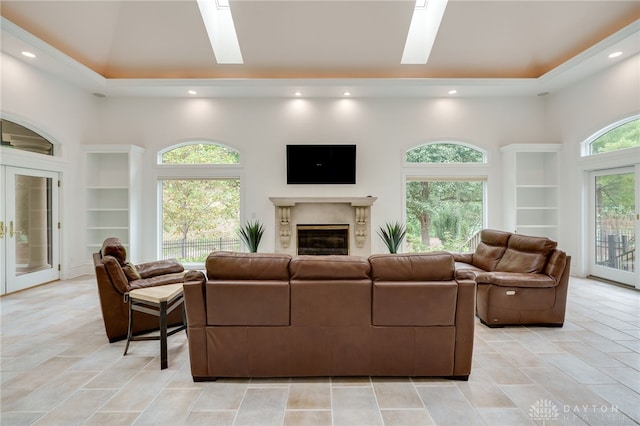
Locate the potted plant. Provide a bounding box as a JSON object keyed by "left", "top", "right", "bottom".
{"left": 378, "top": 221, "right": 406, "bottom": 254}
{"left": 238, "top": 220, "right": 265, "bottom": 253}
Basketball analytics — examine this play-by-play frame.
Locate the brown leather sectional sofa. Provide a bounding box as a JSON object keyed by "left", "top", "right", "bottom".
{"left": 93, "top": 237, "right": 205, "bottom": 342}
{"left": 453, "top": 229, "right": 571, "bottom": 327}
{"left": 183, "top": 251, "right": 476, "bottom": 381}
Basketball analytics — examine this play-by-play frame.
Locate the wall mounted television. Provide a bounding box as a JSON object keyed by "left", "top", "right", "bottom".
{"left": 286, "top": 144, "right": 356, "bottom": 184}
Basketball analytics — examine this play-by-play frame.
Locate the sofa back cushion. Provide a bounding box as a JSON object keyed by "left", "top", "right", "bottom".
{"left": 206, "top": 252, "right": 291, "bottom": 326}
{"left": 289, "top": 256, "right": 371, "bottom": 327}
{"left": 101, "top": 237, "right": 127, "bottom": 263}
{"left": 369, "top": 252, "right": 454, "bottom": 281}
{"left": 471, "top": 229, "right": 512, "bottom": 271}
{"left": 544, "top": 249, "right": 568, "bottom": 283}
{"left": 101, "top": 255, "right": 129, "bottom": 294}
{"left": 206, "top": 251, "right": 291, "bottom": 280}
{"left": 495, "top": 234, "right": 557, "bottom": 273}
{"left": 289, "top": 255, "right": 370, "bottom": 280}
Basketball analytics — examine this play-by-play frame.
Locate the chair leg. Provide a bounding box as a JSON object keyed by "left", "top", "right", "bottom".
{"left": 182, "top": 305, "right": 188, "bottom": 337}
{"left": 160, "top": 300, "right": 168, "bottom": 370}
{"left": 123, "top": 298, "right": 133, "bottom": 356}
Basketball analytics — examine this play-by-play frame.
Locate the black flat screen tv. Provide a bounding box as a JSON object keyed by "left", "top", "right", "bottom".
{"left": 286, "top": 144, "right": 356, "bottom": 184}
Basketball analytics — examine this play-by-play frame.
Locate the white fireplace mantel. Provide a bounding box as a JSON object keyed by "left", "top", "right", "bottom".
{"left": 269, "top": 196, "right": 377, "bottom": 255}
{"left": 269, "top": 196, "right": 377, "bottom": 207}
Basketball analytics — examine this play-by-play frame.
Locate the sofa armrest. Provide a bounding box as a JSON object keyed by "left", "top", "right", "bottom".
{"left": 475, "top": 271, "right": 556, "bottom": 288}
{"left": 183, "top": 280, "right": 207, "bottom": 327}
{"left": 453, "top": 278, "right": 475, "bottom": 377}
{"left": 455, "top": 269, "right": 477, "bottom": 281}
{"left": 135, "top": 259, "right": 185, "bottom": 279}
{"left": 184, "top": 270, "right": 206, "bottom": 284}
{"left": 183, "top": 280, "right": 208, "bottom": 378}
{"left": 451, "top": 252, "right": 473, "bottom": 264}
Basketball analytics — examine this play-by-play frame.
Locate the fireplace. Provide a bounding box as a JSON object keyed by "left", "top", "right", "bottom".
{"left": 269, "top": 196, "right": 377, "bottom": 257}
{"left": 297, "top": 225, "right": 349, "bottom": 255}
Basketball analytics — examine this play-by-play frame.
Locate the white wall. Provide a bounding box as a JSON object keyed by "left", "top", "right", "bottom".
{"left": 547, "top": 53, "right": 640, "bottom": 276}
{"left": 1, "top": 52, "right": 98, "bottom": 277}
{"left": 90, "top": 95, "right": 548, "bottom": 259}
{"left": 2, "top": 48, "right": 638, "bottom": 276}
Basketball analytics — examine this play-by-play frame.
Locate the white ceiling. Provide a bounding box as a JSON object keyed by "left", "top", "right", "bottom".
{"left": 1, "top": 0, "right": 639, "bottom": 98}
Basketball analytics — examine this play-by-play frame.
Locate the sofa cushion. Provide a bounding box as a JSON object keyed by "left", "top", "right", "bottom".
{"left": 100, "top": 237, "right": 127, "bottom": 264}
{"left": 474, "top": 272, "right": 557, "bottom": 288}
{"left": 369, "top": 252, "right": 454, "bottom": 281}
{"left": 122, "top": 262, "right": 141, "bottom": 281}
{"left": 101, "top": 255, "right": 129, "bottom": 294}
{"left": 290, "top": 256, "right": 371, "bottom": 327}
{"left": 127, "top": 272, "right": 188, "bottom": 290}
{"left": 471, "top": 229, "right": 511, "bottom": 271}
{"left": 205, "top": 252, "right": 291, "bottom": 326}
{"left": 207, "top": 281, "right": 290, "bottom": 326}
{"left": 206, "top": 252, "right": 291, "bottom": 280}
{"left": 495, "top": 234, "right": 557, "bottom": 273}
{"left": 136, "top": 259, "right": 184, "bottom": 279}
{"left": 372, "top": 281, "right": 458, "bottom": 326}
{"left": 289, "top": 255, "right": 370, "bottom": 280}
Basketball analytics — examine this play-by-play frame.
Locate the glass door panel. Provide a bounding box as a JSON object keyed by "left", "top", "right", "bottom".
{"left": 4, "top": 167, "right": 59, "bottom": 293}
{"left": 591, "top": 167, "right": 638, "bottom": 287}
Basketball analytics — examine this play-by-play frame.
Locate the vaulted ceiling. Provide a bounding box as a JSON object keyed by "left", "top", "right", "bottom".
{"left": 1, "top": 1, "right": 639, "bottom": 97}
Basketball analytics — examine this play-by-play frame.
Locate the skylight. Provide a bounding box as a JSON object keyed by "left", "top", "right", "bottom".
{"left": 197, "top": 0, "right": 243, "bottom": 64}
{"left": 401, "top": 0, "right": 448, "bottom": 64}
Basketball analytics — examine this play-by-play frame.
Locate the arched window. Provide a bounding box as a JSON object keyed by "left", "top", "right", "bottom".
{"left": 584, "top": 117, "right": 639, "bottom": 156}
{"left": 403, "top": 142, "right": 487, "bottom": 253}
{"left": 159, "top": 142, "right": 239, "bottom": 164}
{"left": 1, "top": 119, "right": 54, "bottom": 156}
{"left": 405, "top": 142, "right": 486, "bottom": 164}
{"left": 157, "top": 141, "right": 242, "bottom": 264}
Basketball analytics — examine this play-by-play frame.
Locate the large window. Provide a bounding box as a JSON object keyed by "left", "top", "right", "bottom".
{"left": 158, "top": 142, "right": 242, "bottom": 263}
{"left": 404, "top": 142, "right": 486, "bottom": 252}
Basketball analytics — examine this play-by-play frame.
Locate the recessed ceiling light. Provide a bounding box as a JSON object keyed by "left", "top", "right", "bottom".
{"left": 188, "top": 90, "right": 197, "bottom": 95}
{"left": 608, "top": 51, "right": 623, "bottom": 59}
{"left": 21, "top": 51, "right": 36, "bottom": 58}
{"left": 343, "top": 92, "right": 351, "bottom": 97}
{"left": 448, "top": 89, "right": 457, "bottom": 95}
{"left": 401, "top": 0, "right": 448, "bottom": 64}
{"left": 294, "top": 91, "right": 302, "bottom": 97}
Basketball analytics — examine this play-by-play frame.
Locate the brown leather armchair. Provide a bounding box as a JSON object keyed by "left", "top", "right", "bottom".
{"left": 93, "top": 237, "right": 205, "bottom": 342}
{"left": 453, "top": 229, "right": 571, "bottom": 327}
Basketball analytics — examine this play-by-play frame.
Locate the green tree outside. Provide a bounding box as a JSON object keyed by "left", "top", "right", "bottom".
{"left": 590, "top": 119, "right": 639, "bottom": 154}
{"left": 405, "top": 143, "right": 484, "bottom": 252}
{"left": 161, "top": 143, "right": 241, "bottom": 261}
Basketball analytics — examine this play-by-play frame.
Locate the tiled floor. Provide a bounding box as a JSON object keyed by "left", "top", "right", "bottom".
{"left": 1, "top": 275, "right": 638, "bottom": 426}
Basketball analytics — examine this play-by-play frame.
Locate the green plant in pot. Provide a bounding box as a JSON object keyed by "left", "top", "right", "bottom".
{"left": 378, "top": 221, "right": 407, "bottom": 254}
{"left": 238, "top": 220, "right": 265, "bottom": 253}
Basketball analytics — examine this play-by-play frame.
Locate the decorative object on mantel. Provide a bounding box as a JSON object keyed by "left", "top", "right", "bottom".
{"left": 238, "top": 220, "right": 265, "bottom": 253}
{"left": 378, "top": 221, "right": 407, "bottom": 254}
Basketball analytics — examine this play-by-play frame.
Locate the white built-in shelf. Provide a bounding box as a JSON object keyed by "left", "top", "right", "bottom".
{"left": 83, "top": 145, "right": 144, "bottom": 261}
{"left": 501, "top": 144, "right": 561, "bottom": 240}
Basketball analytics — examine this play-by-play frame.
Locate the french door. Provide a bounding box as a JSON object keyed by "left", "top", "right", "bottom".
{"left": 1, "top": 166, "right": 59, "bottom": 294}
{"left": 589, "top": 166, "right": 639, "bottom": 288}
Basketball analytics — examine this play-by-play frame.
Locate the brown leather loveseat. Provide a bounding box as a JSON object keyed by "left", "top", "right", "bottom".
{"left": 453, "top": 229, "right": 571, "bottom": 327}
{"left": 93, "top": 237, "right": 205, "bottom": 342}
{"left": 183, "top": 251, "right": 476, "bottom": 381}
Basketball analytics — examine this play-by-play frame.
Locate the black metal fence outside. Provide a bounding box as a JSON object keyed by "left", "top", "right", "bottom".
{"left": 596, "top": 229, "right": 635, "bottom": 272}
{"left": 162, "top": 237, "right": 242, "bottom": 261}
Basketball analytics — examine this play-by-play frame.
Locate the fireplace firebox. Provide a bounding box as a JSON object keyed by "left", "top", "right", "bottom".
{"left": 297, "top": 225, "right": 349, "bottom": 255}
